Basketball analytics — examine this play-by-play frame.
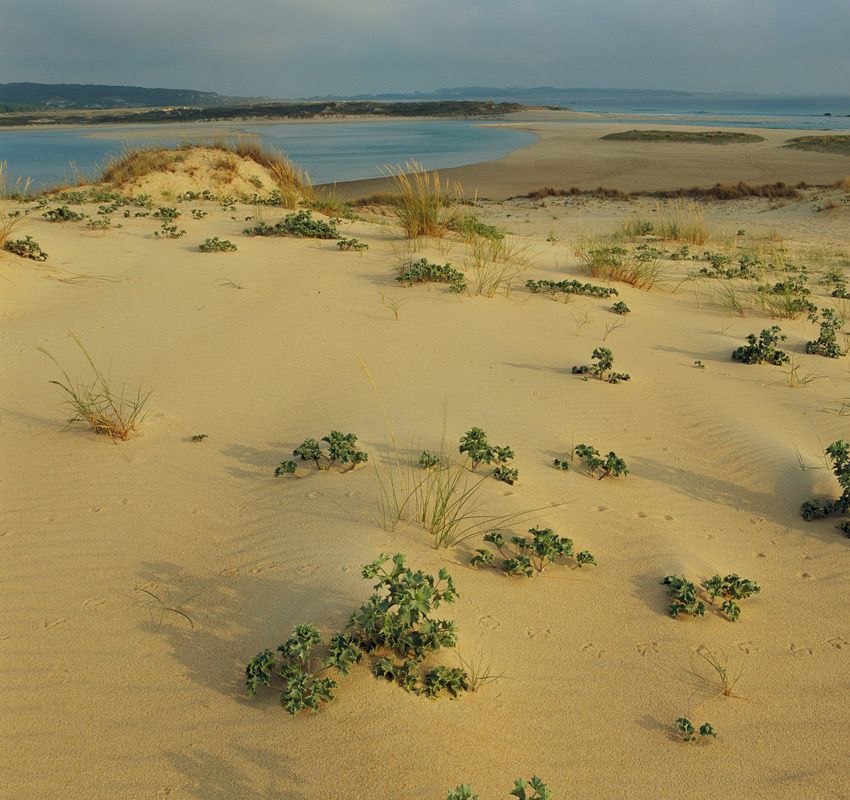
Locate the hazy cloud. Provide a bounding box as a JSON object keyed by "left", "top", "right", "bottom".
{"left": 1, "top": 0, "right": 848, "bottom": 96}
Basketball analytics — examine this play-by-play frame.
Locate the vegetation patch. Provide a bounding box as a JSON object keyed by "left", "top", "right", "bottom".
{"left": 662, "top": 573, "right": 760, "bottom": 621}
{"left": 731, "top": 326, "right": 790, "bottom": 365}
{"left": 572, "top": 347, "right": 631, "bottom": 383}
{"left": 458, "top": 427, "right": 517, "bottom": 484}
{"left": 525, "top": 278, "right": 617, "bottom": 299}
{"left": 43, "top": 205, "right": 85, "bottom": 222}
{"left": 602, "top": 129, "right": 765, "bottom": 145}
{"left": 785, "top": 135, "right": 850, "bottom": 156}
{"left": 276, "top": 431, "right": 367, "bottom": 475}
{"left": 801, "top": 440, "right": 850, "bottom": 521}
{"left": 396, "top": 258, "right": 467, "bottom": 293}
{"left": 244, "top": 210, "right": 339, "bottom": 239}
{"left": 3, "top": 235, "right": 47, "bottom": 261}
{"left": 554, "top": 444, "right": 628, "bottom": 479}
{"left": 199, "top": 237, "right": 237, "bottom": 252}
{"left": 470, "top": 528, "right": 596, "bottom": 576}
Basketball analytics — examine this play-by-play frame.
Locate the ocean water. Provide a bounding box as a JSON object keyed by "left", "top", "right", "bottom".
{"left": 0, "top": 120, "right": 537, "bottom": 189}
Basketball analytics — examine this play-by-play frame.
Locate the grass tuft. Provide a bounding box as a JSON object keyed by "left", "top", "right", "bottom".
{"left": 382, "top": 161, "right": 459, "bottom": 239}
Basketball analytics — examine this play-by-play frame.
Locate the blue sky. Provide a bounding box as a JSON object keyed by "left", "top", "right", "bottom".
{"left": 2, "top": 0, "right": 849, "bottom": 96}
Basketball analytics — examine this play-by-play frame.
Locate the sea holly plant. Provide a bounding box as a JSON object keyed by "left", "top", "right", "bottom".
{"left": 611, "top": 301, "right": 631, "bottom": 315}
{"left": 554, "top": 444, "right": 628, "bottom": 479}
{"left": 276, "top": 431, "right": 368, "bottom": 475}
{"left": 572, "top": 347, "right": 631, "bottom": 383}
{"left": 396, "top": 258, "right": 467, "bottom": 293}
{"left": 662, "top": 573, "right": 760, "bottom": 621}
{"left": 458, "top": 427, "right": 518, "bottom": 483}
{"left": 199, "top": 237, "right": 237, "bottom": 252}
{"left": 674, "top": 717, "right": 717, "bottom": 744}
{"left": 470, "top": 528, "right": 597, "bottom": 576}
{"left": 801, "top": 439, "right": 850, "bottom": 521}
{"left": 154, "top": 222, "right": 186, "bottom": 239}
{"left": 419, "top": 450, "right": 442, "bottom": 469}
{"left": 2, "top": 235, "right": 48, "bottom": 261}
{"left": 336, "top": 237, "right": 368, "bottom": 251}
{"left": 525, "top": 277, "right": 618, "bottom": 299}
{"left": 42, "top": 205, "right": 85, "bottom": 222}
{"left": 445, "top": 777, "right": 551, "bottom": 800}
{"left": 246, "top": 553, "right": 467, "bottom": 713}
{"left": 731, "top": 326, "right": 790, "bottom": 365}
{"left": 805, "top": 308, "right": 845, "bottom": 359}
{"left": 244, "top": 210, "right": 340, "bottom": 239}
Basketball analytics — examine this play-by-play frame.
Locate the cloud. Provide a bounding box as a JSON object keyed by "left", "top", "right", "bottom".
{"left": 1, "top": 0, "right": 848, "bottom": 96}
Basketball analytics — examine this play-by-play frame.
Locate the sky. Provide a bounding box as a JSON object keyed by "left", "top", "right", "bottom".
{"left": 2, "top": 0, "right": 849, "bottom": 97}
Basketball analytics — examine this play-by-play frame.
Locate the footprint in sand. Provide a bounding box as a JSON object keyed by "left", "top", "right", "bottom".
{"left": 43, "top": 618, "right": 72, "bottom": 630}
{"left": 636, "top": 641, "right": 660, "bottom": 656}
{"left": 307, "top": 490, "right": 321, "bottom": 499}
{"left": 800, "top": 572, "right": 813, "bottom": 580}
{"left": 596, "top": 505, "right": 608, "bottom": 512}
{"left": 637, "top": 511, "right": 647, "bottom": 518}
{"left": 525, "top": 627, "right": 552, "bottom": 639}
{"left": 826, "top": 637, "right": 849, "bottom": 650}
{"left": 789, "top": 643, "right": 813, "bottom": 657}
{"left": 736, "top": 641, "right": 759, "bottom": 654}
{"left": 295, "top": 564, "right": 319, "bottom": 576}
{"left": 479, "top": 615, "right": 501, "bottom": 631}
{"left": 81, "top": 597, "right": 107, "bottom": 611}
{"left": 581, "top": 642, "right": 605, "bottom": 658}
{"left": 341, "top": 562, "right": 355, "bottom": 573}
{"left": 248, "top": 561, "right": 281, "bottom": 575}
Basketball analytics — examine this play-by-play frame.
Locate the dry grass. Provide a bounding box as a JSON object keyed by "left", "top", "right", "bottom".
{"left": 582, "top": 245, "right": 665, "bottom": 290}
{"left": 382, "top": 161, "right": 460, "bottom": 239}
{"left": 464, "top": 233, "right": 531, "bottom": 297}
{"left": 0, "top": 211, "right": 23, "bottom": 253}
{"left": 101, "top": 147, "right": 187, "bottom": 184}
{"left": 39, "top": 334, "right": 151, "bottom": 441}
{"left": 694, "top": 648, "right": 743, "bottom": 698}
{"left": 652, "top": 200, "right": 708, "bottom": 244}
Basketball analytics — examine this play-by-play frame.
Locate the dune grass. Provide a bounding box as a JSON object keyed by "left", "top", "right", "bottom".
{"left": 382, "top": 161, "right": 460, "bottom": 239}
{"left": 39, "top": 334, "right": 151, "bottom": 441}
{"left": 602, "top": 129, "right": 765, "bottom": 145}
{"left": 785, "top": 135, "right": 850, "bottom": 156}
{"left": 620, "top": 200, "right": 708, "bottom": 244}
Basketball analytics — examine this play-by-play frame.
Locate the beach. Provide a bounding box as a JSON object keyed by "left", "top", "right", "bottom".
{"left": 2, "top": 128, "right": 850, "bottom": 799}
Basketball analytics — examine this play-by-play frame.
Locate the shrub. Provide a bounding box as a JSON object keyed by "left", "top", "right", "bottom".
{"left": 277, "top": 431, "right": 368, "bottom": 475}
{"left": 43, "top": 205, "right": 85, "bottom": 223}
{"left": 446, "top": 777, "right": 551, "bottom": 800}
{"left": 757, "top": 278, "right": 816, "bottom": 319}
{"left": 336, "top": 237, "right": 368, "bottom": 251}
{"left": 555, "top": 444, "right": 628, "bottom": 479}
{"left": 459, "top": 427, "right": 518, "bottom": 484}
{"left": 572, "top": 347, "right": 631, "bottom": 383}
{"left": 675, "top": 718, "right": 717, "bottom": 744}
{"left": 39, "top": 334, "right": 151, "bottom": 441}
{"left": 153, "top": 222, "right": 186, "bottom": 239}
{"left": 801, "top": 440, "right": 850, "bottom": 520}
{"left": 244, "top": 210, "right": 339, "bottom": 239}
{"left": 471, "top": 528, "right": 596, "bottom": 576}
{"left": 152, "top": 206, "right": 180, "bottom": 222}
{"left": 448, "top": 213, "right": 504, "bottom": 242}
{"left": 731, "top": 326, "right": 790, "bottom": 365}
{"left": 199, "top": 237, "right": 237, "bottom": 252}
{"left": 3, "top": 235, "right": 47, "bottom": 261}
{"left": 662, "top": 573, "right": 760, "bottom": 621}
{"left": 525, "top": 278, "right": 618, "bottom": 299}
{"left": 611, "top": 301, "right": 630, "bottom": 315}
{"left": 396, "top": 258, "right": 467, "bottom": 293}
{"left": 805, "top": 308, "right": 845, "bottom": 358}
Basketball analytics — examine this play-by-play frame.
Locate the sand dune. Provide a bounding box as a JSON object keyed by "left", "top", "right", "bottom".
{"left": 2, "top": 156, "right": 850, "bottom": 799}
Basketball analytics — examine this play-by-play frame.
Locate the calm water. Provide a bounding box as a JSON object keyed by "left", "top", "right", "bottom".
{"left": 0, "top": 120, "right": 537, "bottom": 189}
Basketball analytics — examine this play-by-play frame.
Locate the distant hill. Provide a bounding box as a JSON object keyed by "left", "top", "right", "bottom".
{"left": 0, "top": 82, "right": 244, "bottom": 109}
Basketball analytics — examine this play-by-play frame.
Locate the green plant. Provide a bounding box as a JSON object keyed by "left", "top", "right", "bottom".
{"left": 396, "top": 258, "right": 467, "bottom": 293}
{"left": 85, "top": 217, "right": 113, "bottom": 230}
{"left": 805, "top": 308, "right": 845, "bottom": 358}
{"left": 693, "top": 360, "right": 705, "bottom": 369}
{"left": 458, "top": 427, "right": 518, "bottom": 484}
{"left": 191, "top": 208, "right": 207, "bottom": 219}
{"left": 662, "top": 573, "right": 760, "bottom": 621}
{"left": 152, "top": 206, "right": 181, "bottom": 222}
{"left": 39, "top": 334, "right": 151, "bottom": 441}
{"left": 572, "top": 347, "right": 631, "bottom": 383}
{"left": 446, "top": 777, "right": 551, "bottom": 800}
{"left": 471, "top": 528, "right": 596, "bottom": 576}
{"left": 525, "top": 278, "right": 618, "bottom": 299}
{"left": 154, "top": 222, "right": 186, "bottom": 239}
{"left": 695, "top": 648, "right": 743, "bottom": 697}
{"left": 2, "top": 235, "right": 47, "bottom": 261}
{"left": 336, "top": 237, "right": 368, "bottom": 251}
{"left": 43, "top": 205, "right": 85, "bottom": 222}
{"left": 611, "top": 301, "right": 630, "bottom": 315}
{"left": 731, "top": 326, "right": 790, "bottom": 365}
{"left": 555, "top": 444, "right": 628, "bottom": 479}
{"left": 801, "top": 440, "right": 850, "bottom": 520}
{"left": 190, "top": 434, "right": 208, "bottom": 442}
{"left": 419, "top": 450, "right": 442, "bottom": 469}
{"left": 199, "top": 237, "right": 237, "bottom": 252}
{"left": 244, "top": 210, "right": 339, "bottom": 239}
{"left": 383, "top": 160, "right": 459, "bottom": 239}
{"left": 279, "top": 431, "right": 368, "bottom": 474}
{"left": 674, "top": 717, "right": 717, "bottom": 743}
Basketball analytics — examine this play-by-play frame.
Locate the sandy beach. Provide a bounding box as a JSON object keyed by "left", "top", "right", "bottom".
{"left": 2, "top": 134, "right": 850, "bottom": 800}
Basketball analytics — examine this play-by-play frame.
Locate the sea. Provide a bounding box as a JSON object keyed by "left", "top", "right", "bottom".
{"left": 2, "top": 90, "right": 849, "bottom": 189}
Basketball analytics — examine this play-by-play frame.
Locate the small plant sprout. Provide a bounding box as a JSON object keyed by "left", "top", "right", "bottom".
{"left": 674, "top": 717, "right": 717, "bottom": 744}
{"left": 199, "top": 237, "right": 237, "bottom": 252}
{"left": 419, "top": 450, "right": 442, "bottom": 469}
{"left": 695, "top": 647, "right": 743, "bottom": 697}
{"left": 445, "top": 777, "right": 551, "bottom": 800}
{"left": 39, "top": 334, "right": 151, "bottom": 441}
{"left": 337, "top": 237, "right": 368, "bottom": 251}
{"left": 801, "top": 440, "right": 850, "bottom": 521}
{"left": 731, "top": 326, "right": 790, "bottom": 365}
{"left": 470, "top": 527, "right": 597, "bottom": 576}
{"left": 555, "top": 444, "right": 628, "bottom": 479}
{"left": 190, "top": 434, "right": 208, "bottom": 442}
{"left": 805, "top": 308, "right": 845, "bottom": 358}
{"left": 277, "top": 431, "right": 368, "bottom": 474}
{"left": 611, "top": 301, "right": 631, "bottom": 315}
{"left": 379, "top": 291, "right": 407, "bottom": 321}
{"left": 662, "top": 573, "right": 760, "bottom": 621}
{"left": 458, "top": 427, "right": 518, "bottom": 484}
{"left": 572, "top": 347, "right": 631, "bottom": 383}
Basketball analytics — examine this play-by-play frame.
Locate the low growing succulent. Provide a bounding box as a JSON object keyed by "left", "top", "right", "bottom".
{"left": 418, "top": 450, "right": 442, "bottom": 469}
{"left": 43, "top": 205, "right": 85, "bottom": 222}
{"left": 152, "top": 206, "right": 181, "bottom": 222}
{"left": 675, "top": 717, "right": 717, "bottom": 743}
{"left": 446, "top": 777, "right": 551, "bottom": 800}
{"left": 555, "top": 444, "right": 628, "bottom": 479}
{"left": 396, "top": 258, "right": 467, "bottom": 293}
{"left": 805, "top": 308, "right": 845, "bottom": 358}
{"left": 471, "top": 528, "right": 597, "bottom": 576}
{"left": 572, "top": 347, "right": 631, "bottom": 383}
{"left": 2, "top": 235, "right": 47, "bottom": 261}
{"left": 731, "top": 326, "right": 790, "bottom": 365}
{"left": 611, "top": 301, "right": 631, "bottom": 315}
{"left": 278, "top": 431, "right": 368, "bottom": 474}
{"left": 458, "top": 427, "right": 517, "bottom": 483}
{"left": 244, "top": 210, "right": 340, "bottom": 239}
{"left": 662, "top": 573, "right": 760, "bottom": 621}
{"left": 154, "top": 222, "right": 186, "bottom": 239}
{"left": 336, "top": 237, "right": 368, "bottom": 251}
{"left": 199, "top": 237, "right": 237, "bottom": 252}
{"left": 525, "top": 278, "right": 618, "bottom": 299}
{"left": 801, "top": 440, "right": 850, "bottom": 521}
